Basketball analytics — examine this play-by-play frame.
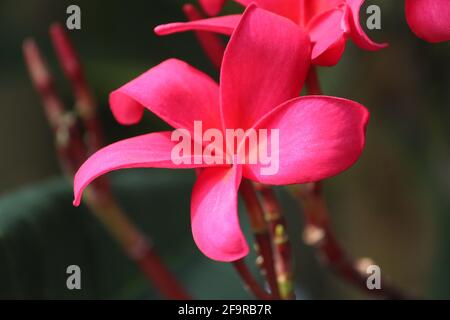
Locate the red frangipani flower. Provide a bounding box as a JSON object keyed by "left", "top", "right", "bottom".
{"left": 155, "top": 0, "right": 387, "bottom": 66}
{"left": 405, "top": 0, "right": 450, "bottom": 43}
{"left": 73, "top": 6, "right": 369, "bottom": 262}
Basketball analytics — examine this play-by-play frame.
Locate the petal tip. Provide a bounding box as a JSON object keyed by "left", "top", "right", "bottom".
{"left": 72, "top": 196, "right": 81, "bottom": 207}
{"left": 153, "top": 24, "right": 171, "bottom": 36}
{"left": 109, "top": 91, "right": 145, "bottom": 126}
{"left": 153, "top": 25, "right": 162, "bottom": 35}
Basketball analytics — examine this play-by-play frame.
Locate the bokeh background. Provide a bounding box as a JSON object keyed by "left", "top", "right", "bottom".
{"left": 0, "top": 0, "right": 449, "bottom": 299}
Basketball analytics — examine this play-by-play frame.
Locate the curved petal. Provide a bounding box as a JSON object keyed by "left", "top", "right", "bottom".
{"left": 307, "top": 8, "right": 346, "bottom": 59}
{"left": 405, "top": 0, "right": 450, "bottom": 43}
{"left": 346, "top": 0, "right": 388, "bottom": 50}
{"left": 220, "top": 5, "right": 311, "bottom": 130}
{"left": 244, "top": 96, "right": 369, "bottom": 185}
{"left": 154, "top": 15, "right": 240, "bottom": 36}
{"left": 73, "top": 131, "right": 211, "bottom": 206}
{"left": 191, "top": 165, "right": 249, "bottom": 262}
{"left": 109, "top": 59, "right": 221, "bottom": 134}
{"left": 200, "top": 0, "right": 226, "bottom": 16}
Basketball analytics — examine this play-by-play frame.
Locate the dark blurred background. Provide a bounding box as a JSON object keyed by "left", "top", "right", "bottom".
{"left": 0, "top": 0, "right": 449, "bottom": 299}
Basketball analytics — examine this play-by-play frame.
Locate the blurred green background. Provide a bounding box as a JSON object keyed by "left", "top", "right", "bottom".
{"left": 0, "top": 0, "right": 449, "bottom": 299}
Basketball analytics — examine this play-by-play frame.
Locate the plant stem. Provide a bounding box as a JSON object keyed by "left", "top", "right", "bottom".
{"left": 23, "top": 33, "right": 191, "bottom": 300}
{"left": 49, "top": 23, "right": 103, "bottom": 154}
{"left": 255, "top": 183, "right": 295, "bottom": 300}
{"left": 232, "top": 259, "right": 272, "bottom": 300}
{"left": 239, "top": 179, "right": 279, "bottom": 299}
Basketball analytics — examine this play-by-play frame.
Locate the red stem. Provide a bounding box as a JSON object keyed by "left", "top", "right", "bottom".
{"left": 240, "top": 179, "right": 279, "bottom": 299}
{"left": 255, "top": 183, "right": 295, "bottom": 300}
{"left": 49, "top": 23, "right": 103, "bottom": 154}
{"left": 232, "top": 259, "right": 272, "bottom": 300}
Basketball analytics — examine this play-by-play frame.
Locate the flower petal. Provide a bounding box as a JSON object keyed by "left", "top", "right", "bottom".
{"left": 405, "top": 0, "right": 450, "bottom": 43}
{"left": 191, "top": 165, "right": 249, "bottom": 262}
{"left": 346, "top": 0, "right": 388, "bottom": 50}
{"left": 307, "top": 8, "right": 346, "bottom": 60}
{"left": 199, "top": 0, "right": 226, "bottom": 16}
{"left": 154, "top": 15, "right": 241, "bottom": 36}
{"left": 109, "top": 59, "right": 221, "bottom": 134}
{"left": 244, "top": 96, "right": 369, "bottom": 185}
{"left": 221, "top": 5, "right": 310, "bottom": 130}
{"left": 73, "top": 131, "right": 210, "bottom": 206}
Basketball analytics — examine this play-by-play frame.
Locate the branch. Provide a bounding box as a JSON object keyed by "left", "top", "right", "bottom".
{"left": 239, "top": 179, "right": 279, "bottom": 299}
{"left": 232, "top": 259, "right": 272, "bottom": 300}
{"left": 255, "top": 183, "right": 295, "bottom": 300}
{"left": 23, "top": 31, "right": 190, "bottom": 300}
{"left": 49, "top": 23, "right": 103, "bottom": 154}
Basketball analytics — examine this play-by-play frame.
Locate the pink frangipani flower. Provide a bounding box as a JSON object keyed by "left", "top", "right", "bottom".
{"left": 73, "top": 5, "right": 369, "bottom": 262}
{"left": 405, "top": 0, "right": 450, "bottom": 43}
{"left": 155, "top": 0, "right": 387, "bottom": 66}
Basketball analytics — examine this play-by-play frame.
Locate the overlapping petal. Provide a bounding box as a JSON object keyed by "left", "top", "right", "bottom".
{"left": 243, "top": 96, "right": 369, "bottom": 185}
{"left": 73, "top": 132, "right": 213, "bottom": 206}
{"left": 405, "top": 0, "right": 450, "bottom": 43}
{"left": 109, "top": 59, "right": 222, "bottom": 134}
{"left": 220, "top": 5, "right": 310, "bottom": 129}
{"left": 191, "top": 165, "right": 248, "bottom": 261}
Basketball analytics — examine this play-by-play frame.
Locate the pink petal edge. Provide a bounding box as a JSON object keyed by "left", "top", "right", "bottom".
{"left": 73, "top": 131, "right": 213, "bottom": 206}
